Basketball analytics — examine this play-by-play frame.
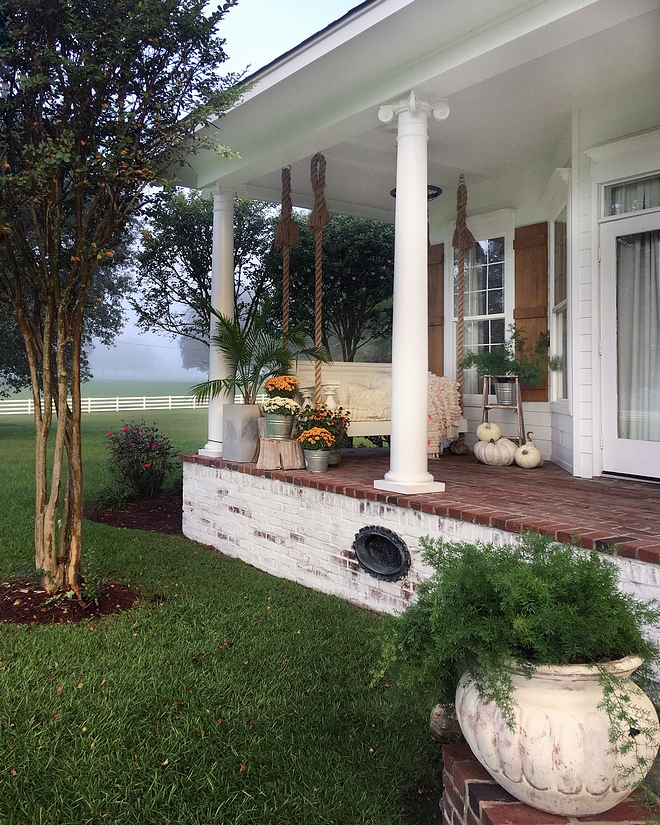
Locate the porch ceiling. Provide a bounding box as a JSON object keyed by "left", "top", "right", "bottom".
{"left": 178, "top": 0, "right": 660, "bottom": 220}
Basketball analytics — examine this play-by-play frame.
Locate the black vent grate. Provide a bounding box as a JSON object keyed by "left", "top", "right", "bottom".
{"left": 352, "top": 526, "right": 410, "bottom": 582}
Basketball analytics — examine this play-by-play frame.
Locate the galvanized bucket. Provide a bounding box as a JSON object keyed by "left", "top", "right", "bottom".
{"left": 264, "top": 414, "right": 294, "bottom": 440}
{"left": 303, "top": 449, "right": 330, "bottom": 473}
{"left": 494, "top": 380, "right": 517, "bottom": 405}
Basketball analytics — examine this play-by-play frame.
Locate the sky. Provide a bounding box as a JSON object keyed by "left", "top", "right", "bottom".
{"left": 88, "top": 0, "right": 359, "bottom": 383}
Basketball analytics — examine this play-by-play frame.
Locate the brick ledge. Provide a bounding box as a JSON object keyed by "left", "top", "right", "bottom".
{"left": 441, "top": 743, "right": 649, "bottom": 825}
{"left": 181, "top": 454, "right": 660, "bottom": 565}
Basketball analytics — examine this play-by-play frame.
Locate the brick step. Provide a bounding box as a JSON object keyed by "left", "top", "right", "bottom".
{"left": 442, "top": 744, "right": 649, "bottom": 825}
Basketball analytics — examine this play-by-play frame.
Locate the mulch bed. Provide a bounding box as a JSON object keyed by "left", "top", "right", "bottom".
{"left": 0, "top": 487, "right": 183, "bottom": 626}
{"left": 83, "top": 485, "right": 183, "bottom": 535}
{"left": 0, "top": 579, "right": 137, "bottom": 625}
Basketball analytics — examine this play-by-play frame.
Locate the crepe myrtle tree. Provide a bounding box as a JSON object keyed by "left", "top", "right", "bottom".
{"left": 0, "top": 0, "right": 240, "bottom": 595}
{"left": 0, "top": 228, "right": 133, "bottom": 395}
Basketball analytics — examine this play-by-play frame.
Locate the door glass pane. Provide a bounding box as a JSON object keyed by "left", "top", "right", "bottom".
{"left": 616, "top": 230, "right": 660, "bottom": 441}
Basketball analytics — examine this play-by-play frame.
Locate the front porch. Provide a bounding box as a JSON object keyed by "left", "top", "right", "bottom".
{"left": 182, "top": 451, "right": 660, "bottom": 640}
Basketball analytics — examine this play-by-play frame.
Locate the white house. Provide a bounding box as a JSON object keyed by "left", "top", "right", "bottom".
{"left": 177, "top": 0, "right": 660, "bottom": 485}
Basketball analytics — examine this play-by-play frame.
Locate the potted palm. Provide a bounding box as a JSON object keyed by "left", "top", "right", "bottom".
{"left": 461, "top": 326, "right": 561, "bottom": 403}
{"left": 378, "top": 533, "right": 660, "bottom": 817}
{"left": 191, "top": 303, "right": 328, "bottom": 461}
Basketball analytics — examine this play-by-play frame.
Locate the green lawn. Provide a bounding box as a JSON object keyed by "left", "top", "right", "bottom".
{"left": 0, "top": 412, "right": 442, "bottom": 825}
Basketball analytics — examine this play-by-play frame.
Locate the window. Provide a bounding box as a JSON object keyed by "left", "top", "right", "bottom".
{"left": 605, "top": 174, "right": 660, "bottom": 217}
{"left": 455, "top": 237, "right": 506, "bottom": 394}
{"left": 552, "top": 208, "right": 568, "bottom": 400}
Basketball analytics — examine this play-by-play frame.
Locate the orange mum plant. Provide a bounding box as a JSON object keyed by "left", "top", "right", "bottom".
{"left": 297, "top": 427, "right": 335, "bottom": 451}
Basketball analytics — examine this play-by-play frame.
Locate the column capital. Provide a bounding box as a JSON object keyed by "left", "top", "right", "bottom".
{"left": 378, "top": 91, "right": 449, "bottom": 124}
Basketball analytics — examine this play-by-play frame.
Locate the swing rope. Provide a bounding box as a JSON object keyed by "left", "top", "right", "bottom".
{"left": 308, "top": 153, "right": 331, "bottom": 406}
{"left": 452, "top": 173, "right": 475, "bottom": 407}
{"left": 274, "top": 166, "right": 300, "bottom": 347}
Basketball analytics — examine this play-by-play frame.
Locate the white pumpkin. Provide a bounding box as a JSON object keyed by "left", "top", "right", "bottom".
{"left": 514, "top": 434, "right": 542, "bottom": 468}
{"left": 476, "top": 421, "right": 501, "bottom": 442}
{"left": 496, "top": 437, "right": 518, "bottom": 463}
{"left": 473, "top": 438, "right": 515, "bottom": 466}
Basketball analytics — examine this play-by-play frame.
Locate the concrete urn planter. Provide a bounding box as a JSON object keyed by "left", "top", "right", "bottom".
{"left": 455, "top": 655, "right": 660, "bottom": 817}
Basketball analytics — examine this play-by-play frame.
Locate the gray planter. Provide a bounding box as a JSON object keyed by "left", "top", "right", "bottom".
{"left": 222, "top": 404, "right": 260, "bottom": 462}
{"left": 264, "top": 414, "right": 294, "bottom": 440}
{"left": 494, "top": 380, "right": 517, "bottom": 405}
{"left": 303, "top": 449, "right": 330, "bottom": 473}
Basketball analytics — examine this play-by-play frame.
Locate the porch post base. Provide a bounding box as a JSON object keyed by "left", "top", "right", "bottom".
{"left": 374, "top": 478, "right": 445, "bottom": 495}
{"left": 198, "top": 441, "right": 223, "bottom": 458}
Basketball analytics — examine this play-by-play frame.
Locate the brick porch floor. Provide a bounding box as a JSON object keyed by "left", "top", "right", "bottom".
{"left": 197, "top": 449, "right": 660, "bottom": 565}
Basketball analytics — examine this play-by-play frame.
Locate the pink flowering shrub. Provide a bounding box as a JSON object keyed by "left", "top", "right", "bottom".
{"left": 105, "top": 421, "right": 180, "bottom": 498}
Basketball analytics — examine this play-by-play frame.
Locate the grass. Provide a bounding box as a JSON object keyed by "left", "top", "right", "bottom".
{"left": 0, "top": 412, "right": 442, "bottom": 825}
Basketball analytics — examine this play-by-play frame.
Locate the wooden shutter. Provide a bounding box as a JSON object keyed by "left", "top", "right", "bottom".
{"left": 428, "top": 242, "right": 444, "bottom": 375}
{"left": 513, "top": 222, "right": 548, "bottom": 402}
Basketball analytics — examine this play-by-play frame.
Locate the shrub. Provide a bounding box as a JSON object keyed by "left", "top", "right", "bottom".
{"left": 106, "top": 421, "right": 180, "bottom": 498}
{"left": 378, "top": 533, "right": 660, "bottom": 723}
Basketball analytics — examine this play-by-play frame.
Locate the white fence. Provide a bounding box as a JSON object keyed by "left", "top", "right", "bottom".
{"left": 0, "top": 395, "right": 210, "bottom": 416}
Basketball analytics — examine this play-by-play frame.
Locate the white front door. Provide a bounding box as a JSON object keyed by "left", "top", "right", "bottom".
{"left": 600, "top": 213, "right": 660, "bottom": 478}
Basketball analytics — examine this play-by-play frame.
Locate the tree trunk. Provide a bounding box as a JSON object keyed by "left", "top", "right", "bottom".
{"left": 24, "top": 296, "right": 85, "bottom": 596}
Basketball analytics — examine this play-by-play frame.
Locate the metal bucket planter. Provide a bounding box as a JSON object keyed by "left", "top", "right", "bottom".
{"left": 327, "top": 447, "right": 342, "bottom": 466}
{"left": 303, "top": 449, "right": 330, "bottom": 473}
{"left": 265, "top": 414, "right": 294, "bottom": 440}
{"left": 494, "top": 378, "right": 516, "bottom": 405}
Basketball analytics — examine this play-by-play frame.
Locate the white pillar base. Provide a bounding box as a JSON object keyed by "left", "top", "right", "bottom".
{"left": 198, "top": 441, "right": 223, "bottom": 458}
{"left": 374, "top": 478, "right": 445, "bottom": 494}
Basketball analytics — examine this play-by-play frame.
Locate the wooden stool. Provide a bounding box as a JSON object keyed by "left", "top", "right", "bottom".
{"left": 256, "top": 438, "right": 305, "bottom": 470}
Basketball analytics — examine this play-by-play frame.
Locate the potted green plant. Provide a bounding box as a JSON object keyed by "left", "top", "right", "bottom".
{"left": 297, "top": 426, "right": 335, "bottom": 472}
{"left": 461, "top": 326, "right": 561, "bottom": 403}
{"left": 191, "top": 303, "right": 328, "bottom": 461}
{"left": 378, "top": 532, "right": 660, "bottom": 817}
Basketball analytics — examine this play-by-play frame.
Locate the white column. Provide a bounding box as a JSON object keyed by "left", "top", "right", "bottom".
{"left": 199, "top": 186, "right": 235, "bottom": 457}
{"left": 375, "top": 92, "right": 449, "bottom": 494}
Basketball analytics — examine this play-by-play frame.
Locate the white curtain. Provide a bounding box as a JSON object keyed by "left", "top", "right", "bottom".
{"left": 616, "top": 229, "right": 660, "bottom": 441}
{"left": 608, "top": 175, "right": 660, "bottom": 215}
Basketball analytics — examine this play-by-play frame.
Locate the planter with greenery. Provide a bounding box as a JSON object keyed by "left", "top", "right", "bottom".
{"left": 297, "top": 405, "right": 351, "bottom": 465}
{"left": 378, "top": 533, "right": 660, "bottom": 816}
{"left": 191, "top": 303, "right": 328, "bottom": 461}
{"left": 461, "top": 326, "right": 562, "bottom": 393}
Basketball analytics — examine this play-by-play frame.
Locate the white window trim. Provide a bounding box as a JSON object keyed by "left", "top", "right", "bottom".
{"left": 549, "top": 204, "right": 570, "bottom": 408}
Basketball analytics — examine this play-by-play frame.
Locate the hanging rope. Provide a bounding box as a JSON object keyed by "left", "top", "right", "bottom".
{"left": 451, "top": 174, "right": 475, "bottom": 407}
{"left": 447, "top": 174, "right": 476, "bottom": 456}
{"left": 308, "top": 152, "right": 331, "bottom": 405}
{"left": 274, "top": 166, "right": 300, "bottom": 348}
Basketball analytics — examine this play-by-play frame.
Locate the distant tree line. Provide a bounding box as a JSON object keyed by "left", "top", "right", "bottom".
{"left": 131, "top": 190, "right": 395, "bottom": 367}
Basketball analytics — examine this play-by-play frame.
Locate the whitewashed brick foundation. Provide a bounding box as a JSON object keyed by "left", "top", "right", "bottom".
{"left": 183, "top": 457, "right": 660, "bottom": 644}
{"left": 183, "top": 459, "right": 515, "bottom": 613}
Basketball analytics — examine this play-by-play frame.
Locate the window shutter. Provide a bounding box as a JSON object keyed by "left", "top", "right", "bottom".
{"left": 428, "top": 242, "right": 444, "bottom": 375}
{"left": 513, "top": 222, "right": 549, "bottom": 402}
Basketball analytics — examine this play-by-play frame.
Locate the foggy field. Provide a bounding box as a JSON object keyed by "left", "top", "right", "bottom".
{"left": 6, "top": 378, "right": 202, "bottom": 400}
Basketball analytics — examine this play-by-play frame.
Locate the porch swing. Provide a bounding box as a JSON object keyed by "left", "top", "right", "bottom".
{"left": 282, "top": 156, "right": 463, "bottom": 454}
